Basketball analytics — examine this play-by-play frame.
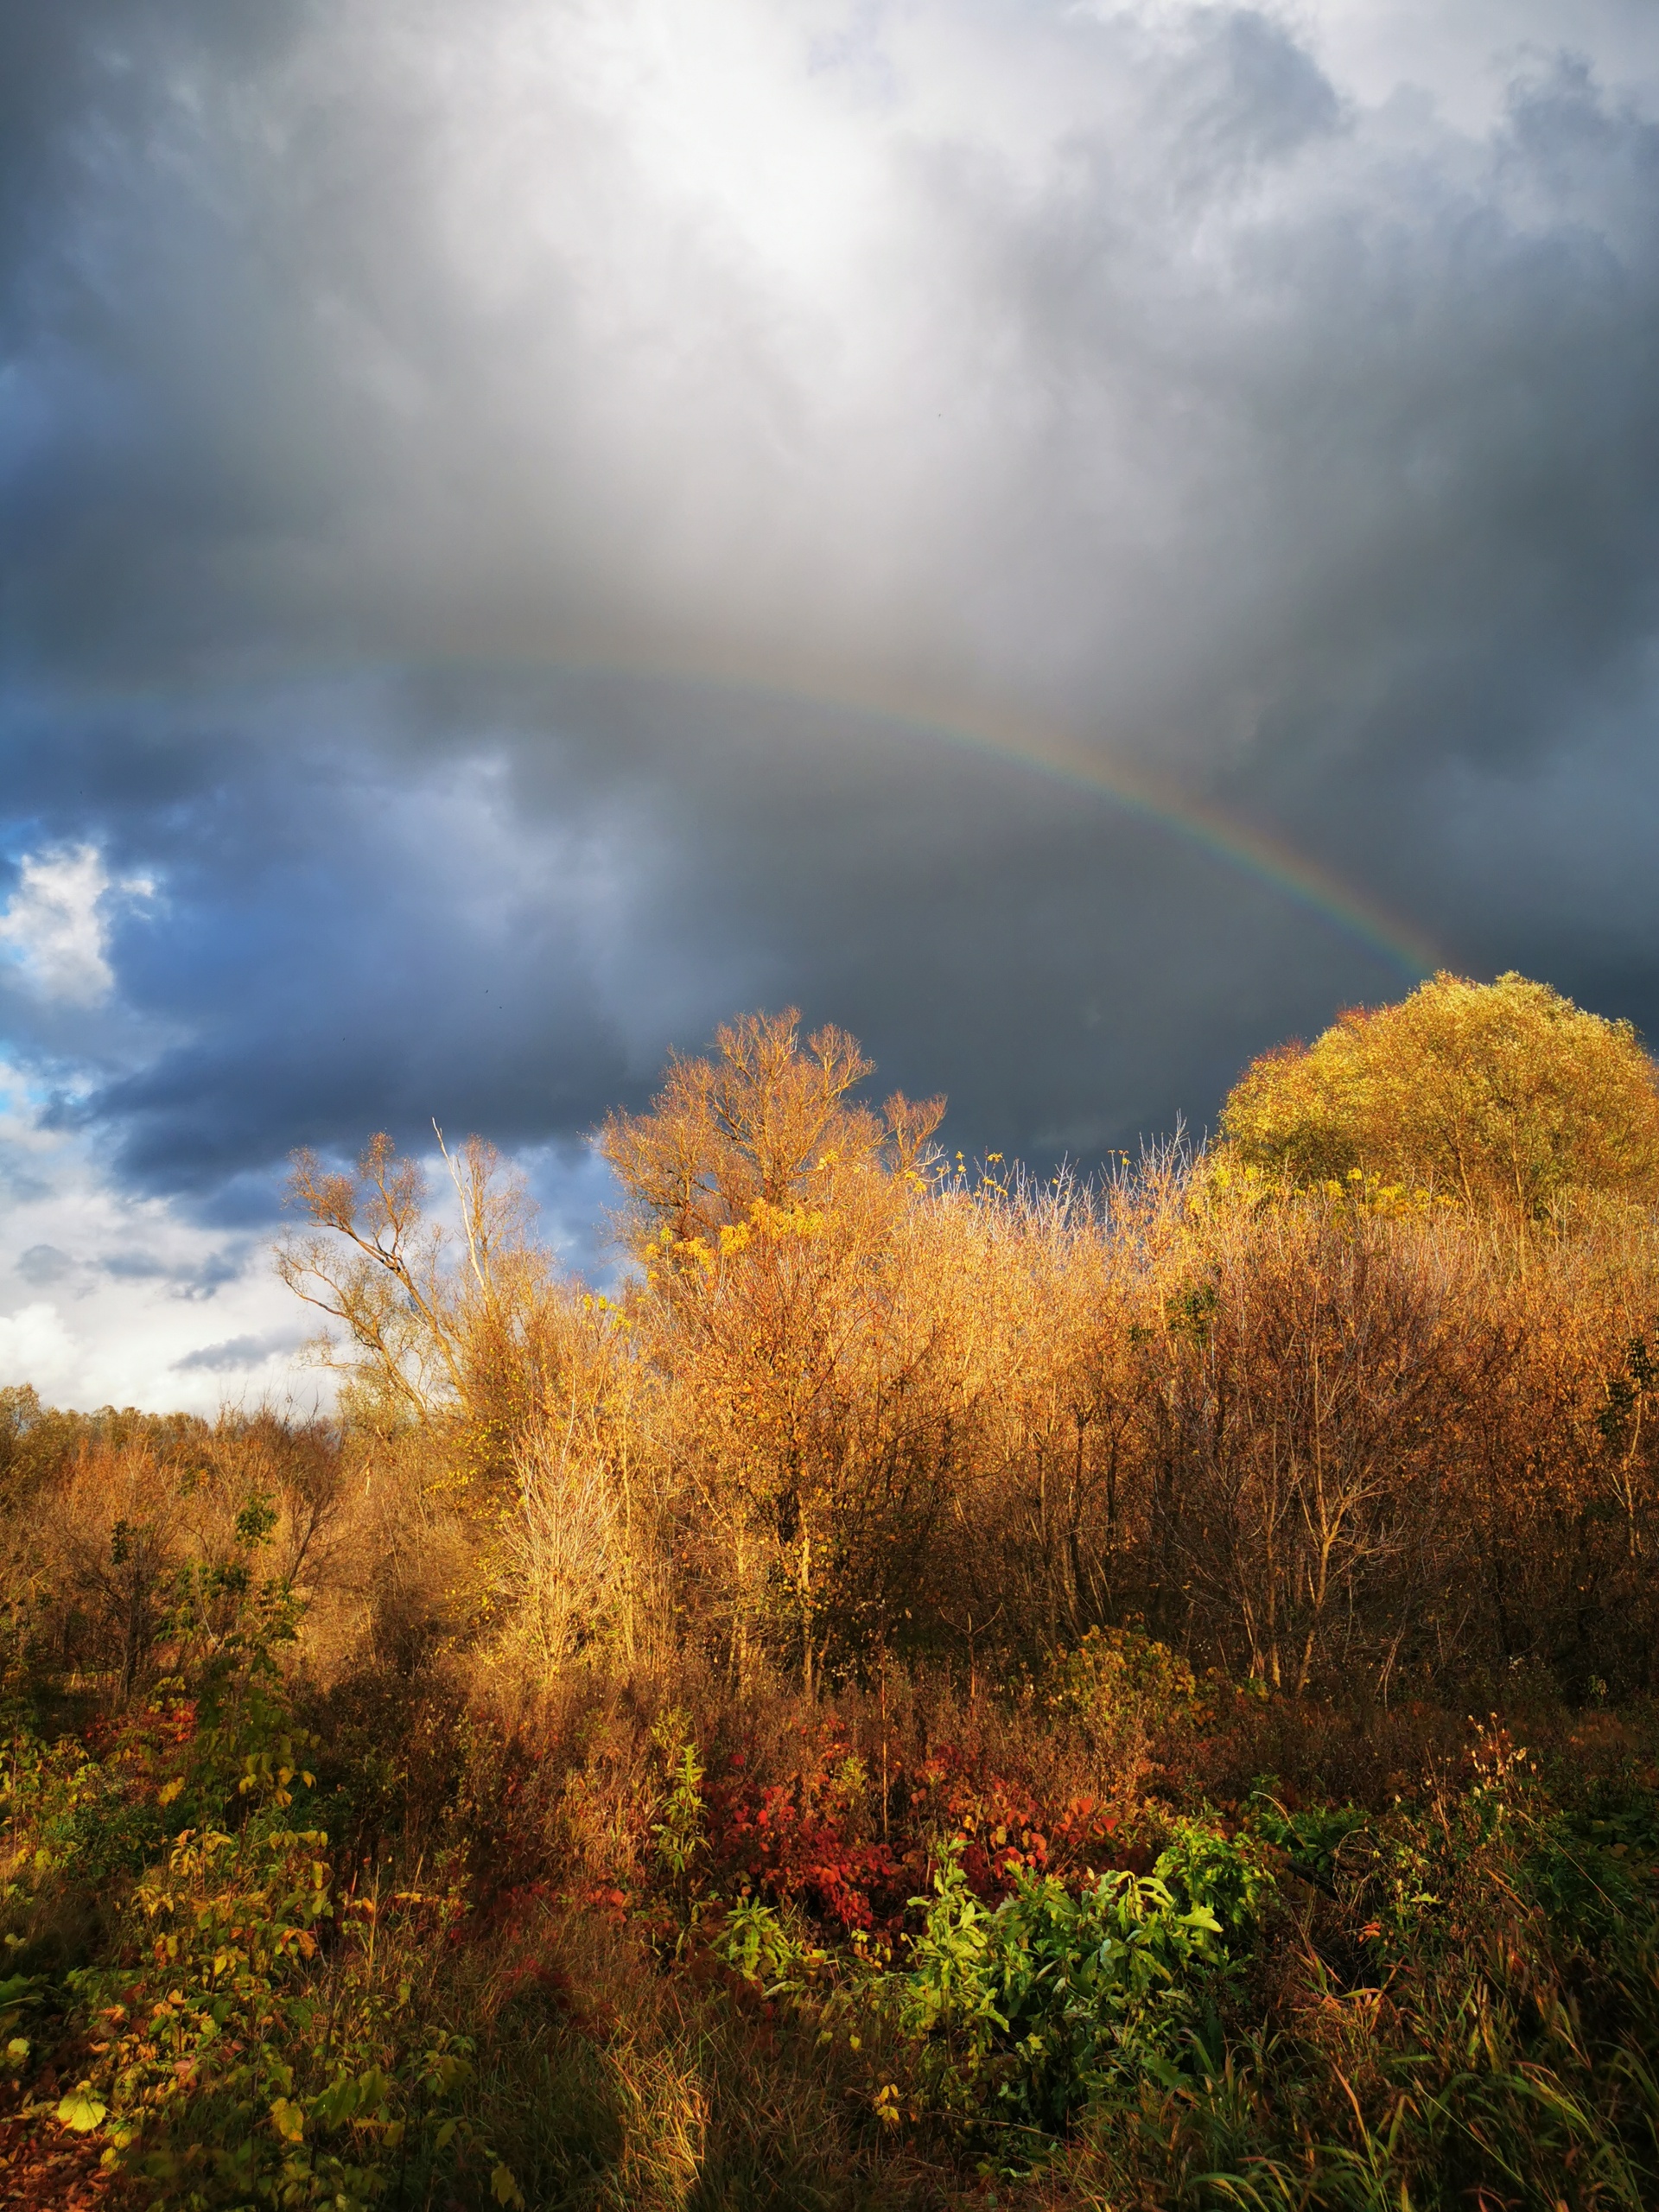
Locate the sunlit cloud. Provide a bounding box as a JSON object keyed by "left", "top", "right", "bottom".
{"left": 0, "top": 1061, "right": 301, "bottom": 1412}
{"left": 0, "top": 846, "right": 152, "bottom": 1008}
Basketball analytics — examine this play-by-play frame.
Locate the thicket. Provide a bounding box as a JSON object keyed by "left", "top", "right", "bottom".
{"left": 3, "top": 985, "right": 1659, "bottom": 2207}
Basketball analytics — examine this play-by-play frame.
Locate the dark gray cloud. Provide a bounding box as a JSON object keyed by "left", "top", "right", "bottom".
{"left": 173, "top": 1329, "right": 302, "bottom": 1375}
{"left": 16, "top": 1244, "right": 73, "bottom": 1288}
{"left": 99, "top": 1248, "right": 243, "bottom": 1298}
{"left": 5, "top": 670, "right": 1414, "bottom": 1192}
{"left": 3, "top": 0, "right": 1659, "bottom": 1235}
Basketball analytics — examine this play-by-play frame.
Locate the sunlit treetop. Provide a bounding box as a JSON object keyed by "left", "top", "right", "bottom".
{"left": 1218, "top": 971, "right": 1659, "bottom": 1218}
{"left": 598, "top": 1008, "right": 945, "bottom": 1262}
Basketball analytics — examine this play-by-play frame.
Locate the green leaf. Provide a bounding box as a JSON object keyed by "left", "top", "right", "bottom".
{"left": 492, "top": 2160, "right": 526, "bottom": 2206}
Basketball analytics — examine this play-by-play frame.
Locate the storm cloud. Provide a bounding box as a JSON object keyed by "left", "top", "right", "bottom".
{"left": 3, "top": 1, "right": 1659, "bottom": 1399}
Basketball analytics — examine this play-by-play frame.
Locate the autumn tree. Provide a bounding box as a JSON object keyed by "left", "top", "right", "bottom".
{"left": 279, "top": 1131, "right": 658, "bottom": 1668}
{"left": 924, "top": 1179, "right": 1150, "bottom": 1669}
{"left": 1219, "top": 971, "right": 1659, "bottom": 1218}
{"left": 279, "top": 1130, "right": 563, "bottom": 1468}
{"left": 1136, "top": 1200, "right": 1461, "bottom": 1691}
{"left": 257, "top": 987, "right": 1659, "bottom": 1702}
{"left": 599, "top": 1009, "right": 943, "bottom": 1260}
{"left": 601, "top": 1011, "right": 947, "bottom": 1688}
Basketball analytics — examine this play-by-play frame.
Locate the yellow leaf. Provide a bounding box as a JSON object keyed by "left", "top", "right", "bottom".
{"left": 270, "top": 2096, "right": 306, "bottom": 2144}
{"left": 56, "top": 2089, "right": 107, "bottom": 2133}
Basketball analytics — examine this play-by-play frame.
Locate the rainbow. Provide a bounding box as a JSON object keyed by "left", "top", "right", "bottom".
{"left": 64, "top": 657, "right": 1441, "bottom": 982}
{"left": 820, "top": 694, "right": 1440, "bottom": 982}
{"left": 551, "top": 661, "right": 1441, "bottom": 983}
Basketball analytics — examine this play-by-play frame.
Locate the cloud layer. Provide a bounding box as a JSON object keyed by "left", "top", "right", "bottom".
{"left": 3, "top": 1, "right": 1659, "bottom": 1401}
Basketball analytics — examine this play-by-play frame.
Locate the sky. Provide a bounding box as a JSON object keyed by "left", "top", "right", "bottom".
{"left": 3, "top": 0, "right": 1659, "bottom": 1411}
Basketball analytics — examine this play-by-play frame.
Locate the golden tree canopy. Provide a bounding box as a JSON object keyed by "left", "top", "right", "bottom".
{"left": 598, "top": 1008, "right": 944, "bottom": 1259}
{"left": 1219, "top": 971, "right": 1659, "bottom": 1216}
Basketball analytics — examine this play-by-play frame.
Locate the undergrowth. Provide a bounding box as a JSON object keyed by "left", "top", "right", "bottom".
{"left": 3, "top": 1606, "right": 1658, "bottom": 2209}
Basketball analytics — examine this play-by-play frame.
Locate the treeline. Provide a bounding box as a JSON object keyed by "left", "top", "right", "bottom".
{"left": 279, "top": 980, "right": 1659, "bottom": 1705}
{"left": 11, "top": 976, "right": 1659, "bottom": 1714}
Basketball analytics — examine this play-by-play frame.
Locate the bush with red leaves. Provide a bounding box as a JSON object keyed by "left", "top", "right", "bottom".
{"left": 702, "top": 1726, "right": 1145, "bottom": 1938}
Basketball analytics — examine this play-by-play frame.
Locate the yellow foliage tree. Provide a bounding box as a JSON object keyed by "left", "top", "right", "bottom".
{"left": 601, "top": 1011, "right": 947, "bottom": 1688}
{"left": 1219, "top": 972, "right": 1659, "bottom": 1217}
{"left": 598, "top": 1007, "right": 943, "bottom": 1261}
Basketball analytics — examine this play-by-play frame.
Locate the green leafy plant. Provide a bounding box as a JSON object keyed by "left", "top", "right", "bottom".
{"left": 712, "top": 1824, "right": 1273, "bottom": 2162}
{"left": 49, "top": 1814, "right": 521, "bottom": 2209}
{"left": 889, "top": 1832, "right": 1254, "bottom": 2145}
{"left": 650, "top": 1713, "right": 707, "bottom": 1887}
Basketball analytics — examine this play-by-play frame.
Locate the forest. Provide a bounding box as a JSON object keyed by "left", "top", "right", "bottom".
{"left": 4, "top": 971, "right": 1659, "bottom": 2209}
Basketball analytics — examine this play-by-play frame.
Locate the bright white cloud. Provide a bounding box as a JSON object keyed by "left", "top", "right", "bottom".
{"left": 1297, "top": 0, "right": 1659, "bottom": 130}
{"left": 0, "top": 1304, "right": 83, "bottom": 1403}
{"left": 0, "top": 846, "right": 151, "bottom": 1008}
{"left": 118, "top": 0, "right": 1633, "bottom": 768}
{"left": 0, "top": 1061, "right": 309, "bottom": 1414}
{"left": 14, "top": 3, "right": 1659, "bottom": 769}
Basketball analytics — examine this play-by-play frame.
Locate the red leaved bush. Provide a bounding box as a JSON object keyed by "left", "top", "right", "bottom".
{"left": 702, "top": 1725, "right": 1145, "bottom": 1936}
{"left": 705, "top": 1734, "right": 912, "bottom": 1932}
